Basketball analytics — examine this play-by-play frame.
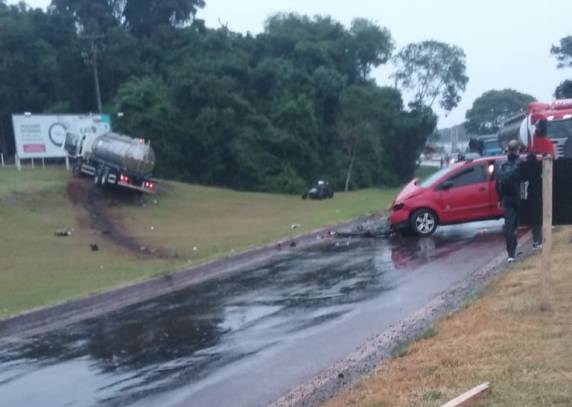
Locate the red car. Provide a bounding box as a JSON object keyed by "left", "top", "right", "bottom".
{"left": 389, "top": 157, "right": 504, "bottom": 236}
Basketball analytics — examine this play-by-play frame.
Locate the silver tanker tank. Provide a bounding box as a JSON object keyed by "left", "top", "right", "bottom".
{"left": 90, "top": 132, "right": 156, "bottom": 176}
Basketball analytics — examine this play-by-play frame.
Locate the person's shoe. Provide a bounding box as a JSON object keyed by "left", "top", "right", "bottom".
{"left": 533, "top": 242, "right": 543, "bottom": 250}
{"left": 507, "top": 257, "right": 516, "bottom": 263}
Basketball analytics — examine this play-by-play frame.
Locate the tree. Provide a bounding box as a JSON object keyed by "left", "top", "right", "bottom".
{"left": 123, "top": 0, "right": 205, "bottom": 37}
{"left": 392, "top": 40, "right": 468, "bottom": 111}
{"left": 384, "top": 103, "right": 437, "bottom": 182}
{"left": 0, "top": 2, "right": 83, "bottom": 154}
{"left": 51, "top": 0, "right": 205, "bottom": 36}
{"left": 551, "top": 36, "right": 572, "bottom": 68}
{"left": 348, "top": 18, "right": 393, "bottom": 81}
{"left": 0, "top": 5, "right": 441, "bottom": 193}
{"left": 555, "top": 80, "right": 572, "bottom": 99}
{"left": 464, "top": 89, "right": 535, "bottom": 135}
{"left": 50, "top": 0, "right": 120, "bottom": 32}
{"left": 337, "top": 86, "right": 403, "bottom": 191}
{"left": 550, "top": 36, "right": 572, "bottom": 101}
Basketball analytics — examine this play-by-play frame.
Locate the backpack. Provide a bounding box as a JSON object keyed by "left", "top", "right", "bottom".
{"left": 498, "top": 160, "right": 518, "bottom": 196}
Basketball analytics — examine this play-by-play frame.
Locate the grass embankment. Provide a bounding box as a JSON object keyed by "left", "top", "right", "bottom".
{"left": 0, "top": 169, "right": 173, "bottom": 318}
{"left": 325, "top": 226, "right": 572, "bottom": 407}
{"left": 0, "top": 168, "right": 397, "bottom": 318}
{"left": 119, "top": 181, "right": 396, "bottom": 260}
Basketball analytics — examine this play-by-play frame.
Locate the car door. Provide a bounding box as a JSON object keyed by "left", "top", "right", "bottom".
{"left": 488, "top": 159, "right": 504, "bottom": 217}
{"left": 438, "top": 164, "right": 490, "bottom": 223}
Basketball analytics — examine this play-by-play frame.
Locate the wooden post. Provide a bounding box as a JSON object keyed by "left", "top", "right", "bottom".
{"left": 65, "top": 156, "right": 70, "bottom": 171}
{"left": 16, "top": 155, "right": 21, "bottom": 171}
{"left": 31, "top": 158, "right": 35, "bottom": 169}
{"left": 441, "top": 383, "right": 490, "bottom": 407}
{"left": 541, "top": 155, "right": 553, "bottom": 311}
{"left": 0, "top": 153, "right": 4, "bottom": 168}
{"left": 42, "top": 158, "right": 45, "bottom": 169}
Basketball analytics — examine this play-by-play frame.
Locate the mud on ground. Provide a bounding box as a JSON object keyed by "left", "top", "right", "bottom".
{"left": 66, "top": 178, "right": 175, "bottom": 259}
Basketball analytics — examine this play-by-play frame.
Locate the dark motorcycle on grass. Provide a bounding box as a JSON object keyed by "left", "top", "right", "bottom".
{"left": 302, "top": 180, "right": 334, "bottom": 200}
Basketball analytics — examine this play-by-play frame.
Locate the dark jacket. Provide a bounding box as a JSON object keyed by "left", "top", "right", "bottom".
{"left": 495, "top": 153, "right": 521, "bottom": 209}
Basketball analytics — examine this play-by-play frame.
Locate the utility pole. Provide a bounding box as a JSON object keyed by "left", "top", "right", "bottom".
{"left": 451, "top": 126, "right": 459, "bottom": 153}
{"left": 79, "top": 34, "right": 105, "bottom": 113}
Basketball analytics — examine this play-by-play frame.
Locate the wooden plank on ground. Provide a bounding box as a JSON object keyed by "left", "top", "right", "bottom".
{"left": 441, "top": 383, "right": 490, "bottom": 407}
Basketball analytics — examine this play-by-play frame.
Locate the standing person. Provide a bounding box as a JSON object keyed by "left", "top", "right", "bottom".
{"left": 496, "top": 140, "right": 522, "bottom": 262}
{"left": 529, "top": 119, "right": 555, "bottom": 249}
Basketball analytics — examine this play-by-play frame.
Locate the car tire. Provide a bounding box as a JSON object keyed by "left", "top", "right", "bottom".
{"left": 410, "top": 209, "right": 438, "bottom": 236}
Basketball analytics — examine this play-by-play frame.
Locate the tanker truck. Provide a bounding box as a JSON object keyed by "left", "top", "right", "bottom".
{"left": 498, "top": 99, "right": 572, "bottom": 158}
{"left": 64, "top": 131, "right": 156, "bottom": 193}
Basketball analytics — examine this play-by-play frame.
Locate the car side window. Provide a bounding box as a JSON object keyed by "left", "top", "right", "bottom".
{"left": 445, "top": 165, "right": 487, "bottom": 188}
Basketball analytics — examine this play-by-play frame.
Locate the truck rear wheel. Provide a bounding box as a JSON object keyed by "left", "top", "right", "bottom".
{"left": 93, "top": 168, "right": 104, "bottom": 187}
{"left": 101, "top": 168, "right": 109, "bottom": 186}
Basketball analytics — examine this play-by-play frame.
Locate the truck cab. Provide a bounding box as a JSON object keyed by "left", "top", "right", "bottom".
{"left": 498, "top": 99, "right": 572, "bottom": 158}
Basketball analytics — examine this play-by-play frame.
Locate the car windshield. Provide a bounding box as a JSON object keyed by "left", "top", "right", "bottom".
{"left": 419, "top": 166, "right": 457, "bottom": 188}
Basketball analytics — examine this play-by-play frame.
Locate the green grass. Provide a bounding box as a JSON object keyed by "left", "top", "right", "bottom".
{"left": 0, "top": 168, "right": 176, "bottom": 318}
{"left": 0, "top": 168, "right": 397, "bottom": 318}
{"left": 119, "top": 181, "right": 398, "bottom": 260}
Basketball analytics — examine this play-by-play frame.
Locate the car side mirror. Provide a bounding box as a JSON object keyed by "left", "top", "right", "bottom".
{"left": 441, "top": 180, "right": 453, "bottom": 190}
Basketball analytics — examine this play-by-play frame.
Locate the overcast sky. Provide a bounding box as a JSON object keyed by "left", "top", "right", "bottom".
{"left": 9, "top": 0, "right": 572, "bottom": 128}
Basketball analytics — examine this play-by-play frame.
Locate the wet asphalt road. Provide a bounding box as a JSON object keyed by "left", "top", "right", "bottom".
{"left": 0, "top": 221, "right": 505, "bottom": 407}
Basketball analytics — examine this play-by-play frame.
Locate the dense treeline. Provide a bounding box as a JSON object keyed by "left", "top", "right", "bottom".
{"left": 0, "top": 0, "right": 457, "bottom": 192}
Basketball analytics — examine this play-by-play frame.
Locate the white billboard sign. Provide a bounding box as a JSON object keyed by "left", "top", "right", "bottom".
{"left": 11, "top": 114, "right": 112, "bottom": 159}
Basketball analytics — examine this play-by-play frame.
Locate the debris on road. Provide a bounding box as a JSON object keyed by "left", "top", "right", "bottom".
{"left": 335, "top": 216, "right": 392, "bottom": 238}
{"left": 90, "top": 244, "right": 99, "bottom": 251}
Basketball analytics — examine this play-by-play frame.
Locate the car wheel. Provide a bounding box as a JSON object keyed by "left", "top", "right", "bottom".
{"left": 410, "top": 209, "right": 438, "bottom": 236}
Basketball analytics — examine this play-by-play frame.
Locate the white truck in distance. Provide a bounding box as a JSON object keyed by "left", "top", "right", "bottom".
{"left": 65, "top": 131, "right": 156, "bottom": 193}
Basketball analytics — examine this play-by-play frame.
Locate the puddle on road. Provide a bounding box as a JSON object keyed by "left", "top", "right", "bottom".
{"left": 0, "top": 221, "right": 503, "bottom": 407}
